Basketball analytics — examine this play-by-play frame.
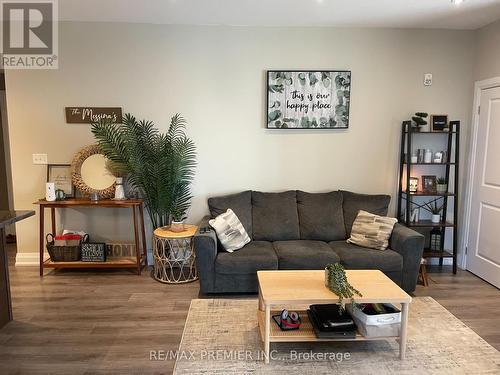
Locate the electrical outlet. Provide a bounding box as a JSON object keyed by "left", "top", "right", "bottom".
{"left": 424, "top": 73, "right": 433, "bottom": 86}
{"left": 32, "top": 153, "right": 48, "bottom": 165}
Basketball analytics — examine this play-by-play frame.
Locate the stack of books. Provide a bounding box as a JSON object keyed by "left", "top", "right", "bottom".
{"left": 307, "top": 304, "right": 357, "bottom": 338}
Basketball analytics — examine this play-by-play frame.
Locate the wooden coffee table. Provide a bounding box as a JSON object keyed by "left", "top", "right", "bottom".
{"left": 257, "top": 270, "right": 411, "bottom": 363}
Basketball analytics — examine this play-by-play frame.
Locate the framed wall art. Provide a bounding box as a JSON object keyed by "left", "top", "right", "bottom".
{"left": 267, "top": 70, "right": 351, "bottom": 129}
{"left": 430, "top": 114, "right": 448, "bottom": 132}
{"left": 47, "top": 164, "right": 74, "bottom": 198}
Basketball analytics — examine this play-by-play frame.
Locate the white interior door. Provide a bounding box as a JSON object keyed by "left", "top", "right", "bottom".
{"left": 467, "top": 86, "right": 500, "bottom": 288}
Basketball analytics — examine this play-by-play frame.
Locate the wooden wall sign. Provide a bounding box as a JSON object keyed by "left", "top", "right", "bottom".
{"left": 65, "top": 107, "right": 122, "bottom": 124}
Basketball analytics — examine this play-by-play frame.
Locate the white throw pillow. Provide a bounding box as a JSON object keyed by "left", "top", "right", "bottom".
{"left": 209, "top": 209, "right": 251, "bottom": 252}
{"left": 347, "top": 210, "right": 398, "bottom": 250}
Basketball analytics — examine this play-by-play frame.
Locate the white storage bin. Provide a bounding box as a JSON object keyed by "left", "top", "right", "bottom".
{"left": 346, "top": 304, "right": 401, "bottom": 337}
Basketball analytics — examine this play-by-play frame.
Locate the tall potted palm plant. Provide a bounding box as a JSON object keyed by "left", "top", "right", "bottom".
{"left": 91, "top": 113, "right": 196, "bottom": 229}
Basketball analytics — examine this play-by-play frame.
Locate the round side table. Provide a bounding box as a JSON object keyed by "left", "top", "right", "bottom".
{"left": 152, "top": 224, "right": 198, "bottom": 284}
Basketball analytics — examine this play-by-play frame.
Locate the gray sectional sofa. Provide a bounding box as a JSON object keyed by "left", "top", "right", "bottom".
{"left": 193, "top": 190, "right": 424, "bottom": 294}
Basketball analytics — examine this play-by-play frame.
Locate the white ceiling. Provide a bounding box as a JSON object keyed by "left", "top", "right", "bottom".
{"left": 59, "top": 0, "right": 500, "bottom": 30}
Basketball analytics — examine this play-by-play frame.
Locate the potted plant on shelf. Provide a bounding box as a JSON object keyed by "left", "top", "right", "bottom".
{"left": 170, "top": 209, "right": 186, "bottom": 233}
{"left": 425, "top": 201, "right": 443, "bottom": 224}
{"left": 436, "top": 177, "right": 447, "bottom": 194}
{"left": 325, "top": 263, "right": 362, "bottom": 313}
{"left": 91, "top": 113, "right": 196, "bottom": 230}
{"left": 412, "top": 112, "right": 429, "bottom": 132}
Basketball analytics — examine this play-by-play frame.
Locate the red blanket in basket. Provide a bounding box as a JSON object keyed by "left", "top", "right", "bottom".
{"left": 54, "top": 234, "right": 81, "bottom": 246}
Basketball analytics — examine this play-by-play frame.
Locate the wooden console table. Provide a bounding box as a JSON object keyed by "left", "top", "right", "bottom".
{"left": 35, "top": 199, "right": 148, "bottom": 277}
{"left": 1, "top": 210, "right": 35, "bottom": 328}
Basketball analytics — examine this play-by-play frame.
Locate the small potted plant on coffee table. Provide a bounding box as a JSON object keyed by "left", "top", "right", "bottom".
{"left": 436, "top": 177, "right": 447, "bottom": 194}
{"left": 325, "top": 263, "right": 362, "bottom": 313}
{"left": 425, "top": 201, "right": 443, "bottom": 224}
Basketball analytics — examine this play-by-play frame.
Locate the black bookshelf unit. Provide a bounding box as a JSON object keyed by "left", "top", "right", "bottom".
{"left": 396, "top": 121, "right": 460, "bottom": 274}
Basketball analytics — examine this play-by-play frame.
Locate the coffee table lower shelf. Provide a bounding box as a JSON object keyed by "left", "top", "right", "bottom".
{"left": 257, "top": 310, "right": 399, "bottom": 343}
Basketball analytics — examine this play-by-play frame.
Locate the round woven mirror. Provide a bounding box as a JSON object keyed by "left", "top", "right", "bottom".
{"left": 71, "top": 144, "right": 116, "bottom": 198}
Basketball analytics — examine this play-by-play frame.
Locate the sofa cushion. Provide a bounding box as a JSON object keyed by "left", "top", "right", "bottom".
{"left": 328, "top": 241, "right": 402, "bottom": 272}
{"left": 252, "top": 191, "right": 300, "bottom": 241}
{"left": 340, "top": 190, "right": 391, "bottom": 236}
{"left": 208, "top": 191, "right": 252, "bottom": 237}
{"left": 273, "top": 240, "right": 340, "bottom": 270}
{"left": 215, "top": 241, "right": 278, "bottom": 274}
{"left": 297, "top": 191, "right": 345, "bottom": 241}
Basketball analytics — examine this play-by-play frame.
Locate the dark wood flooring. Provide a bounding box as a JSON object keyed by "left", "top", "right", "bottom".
{"left": 0, "top": 244, "right": 499, "bottom": 374}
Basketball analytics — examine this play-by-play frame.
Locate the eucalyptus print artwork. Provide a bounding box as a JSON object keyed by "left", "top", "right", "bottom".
{"left": 267, "top": 71, "right": 351, "bottom": 129}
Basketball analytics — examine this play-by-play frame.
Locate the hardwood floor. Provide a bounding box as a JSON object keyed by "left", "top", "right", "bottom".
{"left": 414, "top": 265, "right": 500, "bottom": 351}
{"left": 0, "top": 244, "right": 499, "bottom": 374}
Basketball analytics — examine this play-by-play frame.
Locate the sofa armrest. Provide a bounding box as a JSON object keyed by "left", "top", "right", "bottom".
{"left": 389, "top": 223, "right": 425, "bottom": 292}
{"left": 193, "top": 215, "right": 217, "bottom": 294}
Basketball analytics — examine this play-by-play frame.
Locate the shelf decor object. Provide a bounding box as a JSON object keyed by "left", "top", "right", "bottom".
{"left": 397, "top": 120, "right": 460, "bottom": 273}
{"left": 81, "top": 242, "right": 106, "bottom": 262}
{"left": 47, "top": 164, "right": 75, "bottom": 198}
{"left": 34, "top": 199, "right": 148, "bottom": 276}
{"left": 430, "top": 114, "right": 448, "bottom": 132}
{"left": 409, "top": 177, "right": 419, "bottom": 193}
{"left": 71, "top": 144, "right": 116, "bottom": 199}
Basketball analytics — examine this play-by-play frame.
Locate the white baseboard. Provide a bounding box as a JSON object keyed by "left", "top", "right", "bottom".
{"left": 15, "top": 252, "right": 40, "bottom": 266}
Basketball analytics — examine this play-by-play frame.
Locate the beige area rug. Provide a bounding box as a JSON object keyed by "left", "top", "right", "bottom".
{"left": 173, "top": 297, "right": 500, "bottom": 374}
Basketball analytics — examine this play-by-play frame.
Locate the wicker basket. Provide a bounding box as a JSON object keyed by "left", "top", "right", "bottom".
{"left": 46, "top": 233, "right": 88, "bottom": 262}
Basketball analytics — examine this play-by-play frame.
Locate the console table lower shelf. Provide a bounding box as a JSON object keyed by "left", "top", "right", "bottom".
{"left": 43, "top": 256, "right": 147, "bottom": 270}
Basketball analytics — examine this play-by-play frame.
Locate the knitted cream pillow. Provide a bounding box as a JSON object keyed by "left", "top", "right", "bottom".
{"left": 347, "top": 210, "right": 397, "bottom": 250}
{"left": 209, "top": 209, "right": 250, "bottom": 252}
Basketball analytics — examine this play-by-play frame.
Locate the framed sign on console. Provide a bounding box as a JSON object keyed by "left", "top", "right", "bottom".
{"left": 267, "top": 70, "right": 351, "bottom": 129}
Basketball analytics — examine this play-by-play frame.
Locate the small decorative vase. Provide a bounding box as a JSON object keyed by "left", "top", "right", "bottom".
{"left": 114, "top": 177, "right": 126, "bottom": 200}
{"left": 170, "top": 221, "right": 185, "bottom": 233}
{"left": 431, "top": 214, "right": 441, "bottom": 224}
{"left": 325, "top": 267, "right": 329, "bottom": 287}
{"left": 424, "top": 149, "right": 433, "bottom": 163}
{"left": 436, "top": 184, "right": 447, "bottom": 194}
{"left": 46, "top": 182, "right": 56, "bottom": 202}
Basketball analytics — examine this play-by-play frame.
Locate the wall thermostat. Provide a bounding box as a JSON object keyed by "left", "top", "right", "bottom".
{"left": 424, "top": 73, "right": 433, "bottom": 86}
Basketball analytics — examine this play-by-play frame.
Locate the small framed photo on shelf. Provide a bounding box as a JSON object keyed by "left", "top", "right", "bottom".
{"left": 409, "top": 177, "right": 419, "bottom": 193}
{"left": 422, "top": 175, "right": 437, "bottom": 193}
{"left": 430, "top": 114, "right": 448, "bottom": 132}
{"left": 47, "top": 164, "right": 74, "bottom": 198}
